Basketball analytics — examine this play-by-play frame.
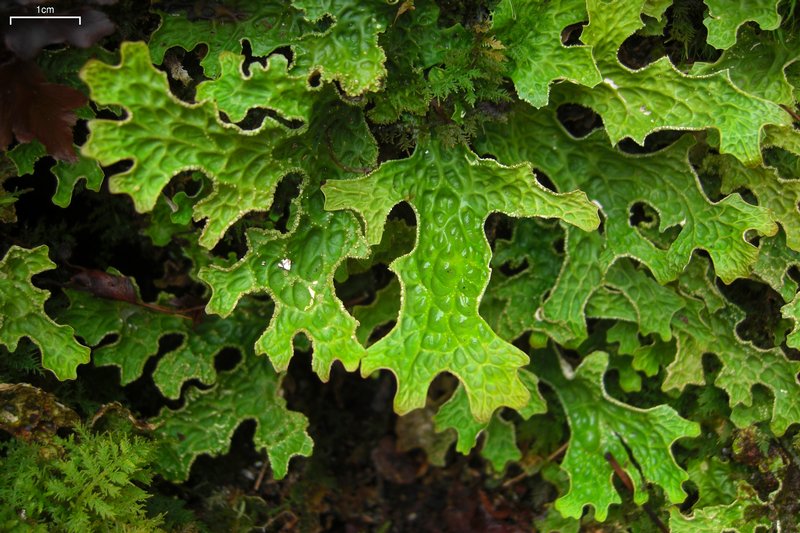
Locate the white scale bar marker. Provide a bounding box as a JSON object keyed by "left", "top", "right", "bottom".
{"left": 9, "top": 16, "right": 82, "bottom": 25}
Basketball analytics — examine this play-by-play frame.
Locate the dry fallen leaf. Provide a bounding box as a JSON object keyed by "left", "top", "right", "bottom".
{"left": 0, "top": 58, "right": 86, "bottom": 161}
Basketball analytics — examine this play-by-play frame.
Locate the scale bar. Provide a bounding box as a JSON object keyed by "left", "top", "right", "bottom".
{"left": 9, "top": 16, "right": 82, "bottom": 26}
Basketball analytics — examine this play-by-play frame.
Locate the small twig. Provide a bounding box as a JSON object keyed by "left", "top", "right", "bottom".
{"left": 605, "top": 452, "right": 668, "bottom": 533}
{"left": 547, "top": 442, "right": 569, "bottom": 462}
{"left": 262, "top": 510, "right": 298, "bottom": 531}
{"left": 501, "top": 470, "right": 529, "bottom": 488}
{"left": 502, "top": 442, "right": 568, "bottom": 487}
{"left": 781, "top": 104, "right": 800, "bottom": 123}
{"left": 604, "top": 452, "right": 634, "bottom": 492}
{"left": 343, "top": 292, "right": 371, "bottom": 308}
{"left": 137, "top": 301, "right": 195, "bottom": 319}
{"left": 641, "top": 505, "right": 670, "bottom": 533}
{"left": 253, "top": 457, "right": 270, "bottom": 492}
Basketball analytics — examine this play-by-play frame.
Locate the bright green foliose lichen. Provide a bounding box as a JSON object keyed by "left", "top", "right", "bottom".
{"left": 0, "top": 246, "right": 89, "bottom": 380}
{"left": 324, "top": 138, "right": 599, "bottom": 421}
{"left": 5, "top": 0, "right": 800, "bottom": 527}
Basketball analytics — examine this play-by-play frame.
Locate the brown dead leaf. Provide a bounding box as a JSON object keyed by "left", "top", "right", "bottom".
{"left": 0, "top": 58, "right": 86, "bottom": 161}
{"left": 70, "top": 268, "right": 138, "bottom": 303}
